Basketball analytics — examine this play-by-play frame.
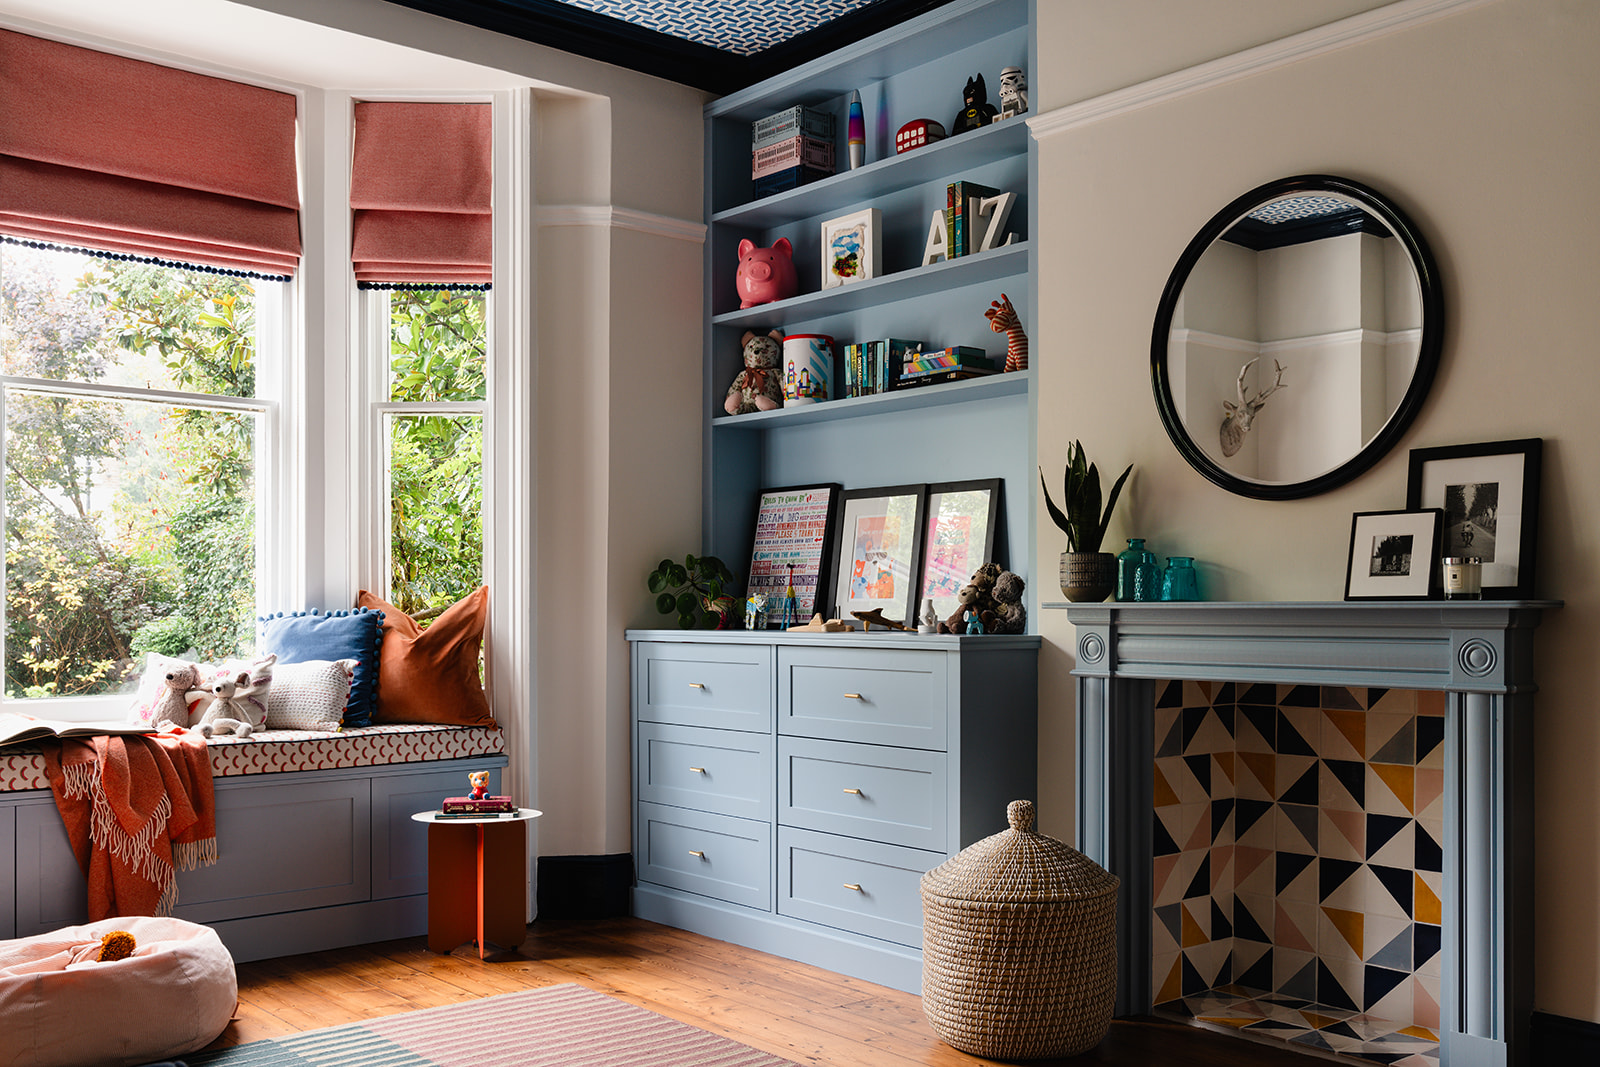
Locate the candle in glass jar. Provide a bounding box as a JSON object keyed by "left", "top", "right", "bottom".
{"left": 1442, "top": 557, "right": 1483, "bottom": 599}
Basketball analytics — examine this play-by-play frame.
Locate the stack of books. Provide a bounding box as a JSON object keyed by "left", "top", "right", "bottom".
{"left": 752, "top": 106, "right": 836, "bottom": 197}
{"left": 895, "top": 346, "right": 997, "bottom": 389}
{"left": 843, "top": 338, "right": 921, "bottom": 397}
{"left": 438, "top": 794, "right": 516, "bottom": 818}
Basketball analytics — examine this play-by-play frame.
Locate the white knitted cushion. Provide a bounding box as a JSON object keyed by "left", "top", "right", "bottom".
{"left": 265, "top": 658, "right": 355, "bottom": 731}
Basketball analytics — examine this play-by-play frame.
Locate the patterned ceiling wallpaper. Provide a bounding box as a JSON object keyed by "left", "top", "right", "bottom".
{"left": 538, "top": 0, "right": 881, "bottom": 54}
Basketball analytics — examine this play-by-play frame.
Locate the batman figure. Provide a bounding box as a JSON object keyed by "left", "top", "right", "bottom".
{"left": 952, "top": 73, "right": 999, "bottom": 134}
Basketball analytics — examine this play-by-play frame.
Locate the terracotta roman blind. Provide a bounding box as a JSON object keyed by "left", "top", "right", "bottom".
{"left": 0, "top": 29, "right": 300, "bottom": 278}
{"left": 350, "top": 101, "right": 492, "bottom": 288}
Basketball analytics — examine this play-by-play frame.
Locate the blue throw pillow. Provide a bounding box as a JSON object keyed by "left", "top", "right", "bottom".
{"left": 259, "top": 608, "right": 384, "bottom": 727}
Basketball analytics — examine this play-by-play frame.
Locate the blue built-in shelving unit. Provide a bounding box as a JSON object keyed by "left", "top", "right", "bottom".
{"left": 702, "top": 0, "right": 1037, "bottom": 607}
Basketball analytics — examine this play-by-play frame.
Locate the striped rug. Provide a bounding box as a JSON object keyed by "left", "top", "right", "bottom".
{"left": 186, "top": 983, "right": 800, "bottom": 1067}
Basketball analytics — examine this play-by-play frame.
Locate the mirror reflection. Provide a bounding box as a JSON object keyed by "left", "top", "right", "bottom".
{"left": 1152, "top": 177, "right": 1441, "bottom": 500}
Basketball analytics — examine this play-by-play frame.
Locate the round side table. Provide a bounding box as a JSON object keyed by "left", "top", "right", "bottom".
{"left": 411, "top": 807, "right": 542, "bottom": 958}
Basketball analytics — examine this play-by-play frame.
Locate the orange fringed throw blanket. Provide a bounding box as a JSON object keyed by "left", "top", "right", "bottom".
{"left": 41, "top": 730, "right": 217, "bottom": 921}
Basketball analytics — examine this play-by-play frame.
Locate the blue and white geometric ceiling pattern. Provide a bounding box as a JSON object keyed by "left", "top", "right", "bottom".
{"left": 544, "top": 0, "right": 880, "bottom": 53}
{"left": 1248, "top": 195, "right": 1356, "bottom": 225}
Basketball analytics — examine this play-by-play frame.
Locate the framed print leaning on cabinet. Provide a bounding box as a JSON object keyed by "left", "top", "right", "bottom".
{"left": 745, "top": 483, "right": 841, "bottom": 625}
{"left": 1406, "top": 438, "right": 1541, "bottom": 598}
{"left": 920, "top": 479, "right": 1002, "bottom": 622}
{"left": 829, "top": 484, "right": 927, "bottom": 625}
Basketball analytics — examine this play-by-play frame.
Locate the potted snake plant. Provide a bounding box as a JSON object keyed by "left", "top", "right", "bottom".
{"left": 1040, "top": 441, "right": 1132, "bottom": 602}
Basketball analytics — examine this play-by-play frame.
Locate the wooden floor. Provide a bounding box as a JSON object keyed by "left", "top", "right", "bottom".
{"left": 214, "top": 916, "right": 1332, "bottom": 1066}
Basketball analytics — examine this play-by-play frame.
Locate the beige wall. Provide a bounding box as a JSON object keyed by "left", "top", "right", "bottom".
{"left": 1033, "top": 0, "right": 1600, "bottom": 1023}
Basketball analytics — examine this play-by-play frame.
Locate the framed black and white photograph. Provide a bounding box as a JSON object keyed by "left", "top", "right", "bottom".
{"left": 745, "top": 483, "right": 841, "bottom": 625}
{"left": 919, "top": 479, "right": 1002, "bottom": 623}
{"left": 1344, "top": 509, "right": 1443, "bottom": 600}
{"left": 1406, "top": 438, "right": 1542, "bottom": 598}
{"left": 828, "top": 484, "right": 927, "bottom": 625}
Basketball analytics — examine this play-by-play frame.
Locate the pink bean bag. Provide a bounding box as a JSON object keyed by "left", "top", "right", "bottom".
{"left": 0, "top": 916, "right": 237, "bottom": 1067}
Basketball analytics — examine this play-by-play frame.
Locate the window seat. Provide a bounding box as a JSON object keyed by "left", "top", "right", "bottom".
{"left": 0, "top": 724, "right": 510, "bottom": 961}
{"left": 0, "top": 723, "right": 506, "bottom": 792}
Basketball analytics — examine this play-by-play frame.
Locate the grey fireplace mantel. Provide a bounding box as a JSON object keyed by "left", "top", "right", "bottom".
{"left": 1062, "top": 600, "right": 1559, "bottom": 1067}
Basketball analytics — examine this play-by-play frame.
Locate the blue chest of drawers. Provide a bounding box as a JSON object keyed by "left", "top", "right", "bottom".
{"left": 627, "top": 630, "right": 1038, "bottom": 993}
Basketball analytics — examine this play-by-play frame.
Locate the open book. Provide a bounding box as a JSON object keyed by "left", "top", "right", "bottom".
{"left": 0, "top": 713, "right": 154, "bottom": 749}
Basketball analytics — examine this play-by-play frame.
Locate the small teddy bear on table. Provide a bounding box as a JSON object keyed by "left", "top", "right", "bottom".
{"left": 724, "top": 329, "right": 785, "bottom": 414}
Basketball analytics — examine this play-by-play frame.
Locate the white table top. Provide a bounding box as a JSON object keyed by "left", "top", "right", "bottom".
{"left": 411, "top": 807, "right": 542, "bottom": 824}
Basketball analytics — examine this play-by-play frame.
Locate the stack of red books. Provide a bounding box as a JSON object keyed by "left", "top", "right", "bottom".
{"left": 439, "top": 795, "right": 515, "bottom": 817}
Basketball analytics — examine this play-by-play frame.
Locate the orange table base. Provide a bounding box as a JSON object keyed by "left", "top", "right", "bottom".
{"left": 425, "top": 818, "right": 528, "bottom": 957}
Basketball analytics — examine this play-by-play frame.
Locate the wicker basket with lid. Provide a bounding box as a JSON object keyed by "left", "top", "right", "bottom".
{"left": 920, "top": 799, "right": 1120, "bottom": 1060}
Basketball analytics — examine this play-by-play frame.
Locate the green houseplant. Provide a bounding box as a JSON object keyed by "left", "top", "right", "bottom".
{"left": 648, "top": 554, "right": 738, "bottom": 629}
{"left": 1039, "top": 441, "right": 1133, "bottom": 602}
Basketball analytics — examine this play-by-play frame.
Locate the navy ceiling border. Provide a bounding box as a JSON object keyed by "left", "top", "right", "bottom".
{"left": 380, "top": 0, "right": 957, "bottom": 95}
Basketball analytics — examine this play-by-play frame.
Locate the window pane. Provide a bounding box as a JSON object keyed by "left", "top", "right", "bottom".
{"left": 387, "top": 290, "right": 486, "bottom": 402}
{"left": 1, "top": 242, "right": 259, "bottom": 398}
{"left": 388, "top": 412, "right": 483, "bottom": 616}
{"left": 5, "top": 392, "right": 258, "bottom": 698}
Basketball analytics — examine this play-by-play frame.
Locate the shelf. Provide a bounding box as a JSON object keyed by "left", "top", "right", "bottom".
{"left": 712, "top": 240, "right": 1029, "bottom": 328}
{"left": 712, "top": 119, "right": 1029, "bottom": 229}
{"left": 712, "top": 368, "right": 1031, "bottom": 430}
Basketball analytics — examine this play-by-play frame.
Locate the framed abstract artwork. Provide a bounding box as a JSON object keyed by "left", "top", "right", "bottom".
{"left": 919, "top": 479, "right": 1002, "bottom": 622}
{"left": 828, "top": 484, "right": 927, "bottom": 625}
{"left": 820, "top": 208, "right": 881, "bottom": 289}
{"left": 1406, "top": 438, "right": 1542, "bottom": 598}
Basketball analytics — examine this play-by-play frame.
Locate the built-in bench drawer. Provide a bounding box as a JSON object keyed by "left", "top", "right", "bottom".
{"left": 635, "top": 641, "right": 773, "bottom": 733}
{"left": 637, "top": 801, "right": 770, "bottom": 911}
{"left": 638, "top": 722, "right": 772, "bottom": 821}
{"left": 778, "top": 736, "right": 947, "bottom": 852}
{"left": 778, "top": 646, "right": 947, "bottom": 749}
{"left": 777, "top": 826, "right": 942, "bottom": 948}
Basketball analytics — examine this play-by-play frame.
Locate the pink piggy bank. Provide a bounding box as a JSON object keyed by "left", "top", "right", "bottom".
{"left": 736, "top": 237, "right": 798, "bottom": 308}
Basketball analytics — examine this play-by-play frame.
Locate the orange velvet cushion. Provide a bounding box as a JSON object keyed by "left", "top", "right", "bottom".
{"left": 356, "top": 586, "right": 495, "bottom": 727}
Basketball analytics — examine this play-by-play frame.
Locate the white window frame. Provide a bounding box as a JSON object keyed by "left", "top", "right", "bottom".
{"left": 0, "top": 259, "right": 291, "bottom": 721}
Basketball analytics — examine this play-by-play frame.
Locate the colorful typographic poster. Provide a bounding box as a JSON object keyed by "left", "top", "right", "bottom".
{"left": 746, "top": 485, "right": 837, "bottom": 620}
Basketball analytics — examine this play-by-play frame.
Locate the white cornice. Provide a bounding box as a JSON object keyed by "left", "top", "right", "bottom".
{"left": 535, "top": 204, "right": 706, "bottom": 244}
{"left": 1028, "top": 0, "right": 1497, "bottom": 141}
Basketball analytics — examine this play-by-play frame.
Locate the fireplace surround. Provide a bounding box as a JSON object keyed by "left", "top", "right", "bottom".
{"left": 1063, "top": 601, "right": 1556, "bottom": 1067}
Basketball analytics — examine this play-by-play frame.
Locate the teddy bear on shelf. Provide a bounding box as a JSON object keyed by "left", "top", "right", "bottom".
{"left": 151, "top": 661, "right": 204, "bottom": 731}
{"left": 195, "top": 655, "right": 275, "bottom": 738}
{"left": 986, "top": 570, "right": 1027, "bottom": 635}
{"left": 724, "top": 329, "right": 785, "bottom": 414}
{"left": 940, "top": 562, "right": 1002, "bottom": 634}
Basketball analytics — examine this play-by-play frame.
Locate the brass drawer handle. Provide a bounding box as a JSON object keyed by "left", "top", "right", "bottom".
{"left": 842, "top": 788, "right": 863, "bottom": 795}
{"left": 689, "top": 850, "right": 705, "bottom": 859}
{"left": 844, "top": 883, "right": 863, "bottom": 892}
{"left": 844, "top": 692, "right": 863, "bottom": 700}
{"left": 688, "top": 682, "right": 706, "bottom": 689}
{"left": 689, "top": 766, "right": 706, "bottom": 774}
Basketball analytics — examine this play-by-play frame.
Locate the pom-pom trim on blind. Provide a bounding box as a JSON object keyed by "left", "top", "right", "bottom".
{"left": 2, "top": 235, "right": 292, "bottom": 283}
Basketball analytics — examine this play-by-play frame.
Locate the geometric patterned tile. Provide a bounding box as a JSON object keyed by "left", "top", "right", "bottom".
{"left": 1322, "top": 707, "right": 1367, "bottom": 760}
{"left": 1368, "top": 764, "right": 1415, "bottom": 816}
{"left": 1320, "top": 808, "right": 1366, "bottom": 863}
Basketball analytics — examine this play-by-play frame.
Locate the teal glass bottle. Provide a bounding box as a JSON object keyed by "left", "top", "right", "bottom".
{"left": 1160, "top": 556, "right": 1200, "bottom": 601}
{"left": 1117, "top": 538, "right": 1159, "bottom": 602}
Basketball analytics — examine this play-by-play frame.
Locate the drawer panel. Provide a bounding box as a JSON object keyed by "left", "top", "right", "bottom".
{"left": 779, "top": 737, "right": 947, "bottom": 851}
{"left": 778, "top": 826, "right": 942, "bottom": 948}
{"left": 638, "top": 722, "right": 772, "bottom": 821}
{"left": 636, "top": 641, "right": 772, "bottom": 733}
{"left": 779, "top": 646, "right": 947, "bottom": 749}
{"left": 637, "top": 801, "right": 770, "bottom": 911}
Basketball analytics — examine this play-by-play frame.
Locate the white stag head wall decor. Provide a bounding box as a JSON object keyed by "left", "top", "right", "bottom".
{"left": 1219, "top": 357, "right": 1287, "bottom": 458}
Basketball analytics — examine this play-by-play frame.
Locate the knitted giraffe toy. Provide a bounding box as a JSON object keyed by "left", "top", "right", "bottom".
{"left": 984, "top": 292, "right": 1029, "bottom": 372}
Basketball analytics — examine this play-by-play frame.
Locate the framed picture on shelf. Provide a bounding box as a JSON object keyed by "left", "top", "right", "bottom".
{"left": 829, "top": 484, "right": 927, "bottom": 626}
{"left": 1406, "top": 438, "right": 1542, "bottom": 598}
{"left": 744, "top": 483, "right": 841, "bottom": 626}
{"left": 919, "top": 479, "right": 1003, "bottom": 622}
{"left": 1344, "top": 509, "right": 1443, "bottom": 600}
{"left": 820, "top": 208, "right": 881, "bottom": 289}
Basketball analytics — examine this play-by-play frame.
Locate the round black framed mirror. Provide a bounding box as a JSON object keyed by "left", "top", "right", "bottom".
{"left": 1151, "top": 175, "right": 1442, "bottom": 500}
